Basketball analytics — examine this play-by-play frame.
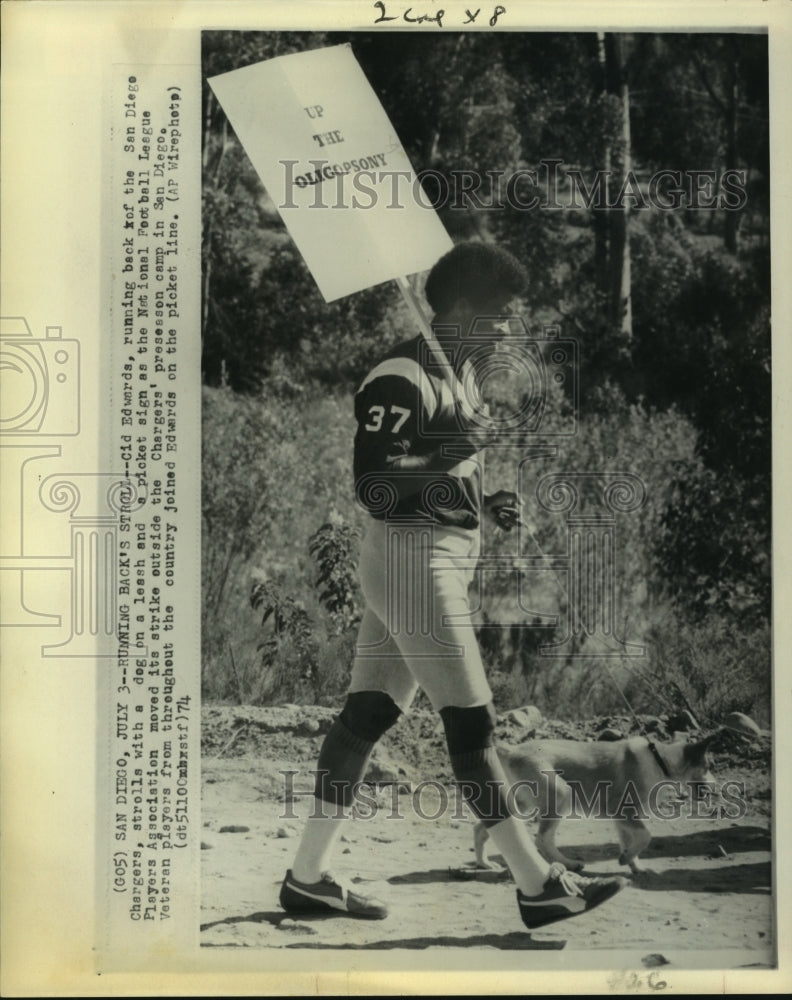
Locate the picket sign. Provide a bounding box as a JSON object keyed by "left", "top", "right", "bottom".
{"left": 208, "top": 43, "right": 454, "bottom": 375}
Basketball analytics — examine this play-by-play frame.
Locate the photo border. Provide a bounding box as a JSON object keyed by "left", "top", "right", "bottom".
{"left": 1, "top": 0, "right": 789, "bottom": 995}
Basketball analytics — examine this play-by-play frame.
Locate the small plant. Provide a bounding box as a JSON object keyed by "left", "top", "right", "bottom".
{"left": 250, "top": 579, "right": 318, "bottom": 700}
{"left": 308, "top": 515, "right": 362, "bottom": 634}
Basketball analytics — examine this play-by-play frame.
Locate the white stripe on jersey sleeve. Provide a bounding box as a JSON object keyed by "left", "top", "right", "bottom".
{"left": 444, "top": 455, "right": 483, "bottom": 478}
{"left": 357, "top": 358, "right": 438, "bottom": 418}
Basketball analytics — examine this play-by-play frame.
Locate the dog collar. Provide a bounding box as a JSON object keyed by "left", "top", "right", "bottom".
{"left": 647, "top": 740, "right": 671, "bottom": 778}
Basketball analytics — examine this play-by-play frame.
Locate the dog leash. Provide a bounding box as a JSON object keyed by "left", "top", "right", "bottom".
{"left": 646, "top": 740, "right": 671, "bottom": 778}
{"left": 600, "top": 656, "right": 671, "bottom": 778}
{"left": 511, "top": 514, "right": 671, "bottom": 777}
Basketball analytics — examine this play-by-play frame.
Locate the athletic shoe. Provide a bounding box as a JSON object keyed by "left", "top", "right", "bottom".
{"left": 279, "top": 869, "right": 389, "bottom": 920}
{"left": 517, "top": 863, "right": 627, "bottom": 930}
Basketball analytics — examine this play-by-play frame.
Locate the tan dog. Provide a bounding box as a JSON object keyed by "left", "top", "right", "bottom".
{"left": 474, "top": 733, "right": 717, "bottom": 874}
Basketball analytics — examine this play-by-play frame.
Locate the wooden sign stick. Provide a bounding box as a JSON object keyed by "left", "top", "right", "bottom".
{"left": 395, "top": 275, "right": 453, "bottom": 385}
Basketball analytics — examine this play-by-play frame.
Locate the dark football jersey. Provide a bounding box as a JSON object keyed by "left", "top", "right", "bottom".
{"left": 353, "top": 336, "right": 490, "bottom": 528}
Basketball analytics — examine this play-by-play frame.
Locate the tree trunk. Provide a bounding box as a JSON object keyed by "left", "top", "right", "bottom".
{"left": 603, "top": 33, "right": 633, "bottom": 340}
{"left": 593, "top": 33, "right": 610, "bottom": 306}
{"left": 724, "top": 68, "right": 740, "bottom": 253}
{"left": 689, "top": 38, "right": 743, "bottom": 253}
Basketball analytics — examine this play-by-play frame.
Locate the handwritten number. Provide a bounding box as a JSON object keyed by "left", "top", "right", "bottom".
{"left": 374, "top": 1, "right": 444, "bottom": 25}
{"left": 375, "top": 2, "right": 501, "bottom": 26}
{"left": 373, "top": 1, "right": 397, "bottom": 23}
{"left": 489, "top": 4, "right": 505, "bottom": 26}
{"left": 607, "top": 970, "right": 668, "bottom": 993}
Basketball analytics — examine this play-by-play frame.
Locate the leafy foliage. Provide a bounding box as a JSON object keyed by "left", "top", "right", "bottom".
{"left": 250, "top": 579, "right": 318, "bottom": 699}
{"left": 308, "top": 517, "right": 362, "bottom": 634}
{"left": 623, "top": 613, "right": 771, "bottom": 725}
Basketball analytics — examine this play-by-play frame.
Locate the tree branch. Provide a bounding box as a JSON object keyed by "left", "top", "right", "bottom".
{"left": 690, "top": 49, "right": 728, "bottom": 117}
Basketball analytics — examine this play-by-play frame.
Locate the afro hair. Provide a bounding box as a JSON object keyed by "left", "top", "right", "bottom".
{"left": 423, "top": 242, "right": 528, "bottom": 314}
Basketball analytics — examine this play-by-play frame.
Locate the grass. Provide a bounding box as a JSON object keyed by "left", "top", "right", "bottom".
{"left": 201, "top": 379, "right": 771, "bottom": 726}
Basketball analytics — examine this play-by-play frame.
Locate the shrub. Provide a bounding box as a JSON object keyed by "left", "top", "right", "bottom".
{"left": 308, "top": 516, "right": 363, "bottom": 634}
{"left": 622, "top": 609, "right": 771, "bottom": 726}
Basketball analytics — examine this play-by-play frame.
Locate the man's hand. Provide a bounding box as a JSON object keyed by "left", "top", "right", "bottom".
{"left": 483, "top": 490, "right": 525, "bottom": 532}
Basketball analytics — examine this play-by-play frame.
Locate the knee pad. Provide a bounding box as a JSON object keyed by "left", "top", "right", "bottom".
{"left": 314, "top": 692, "right": 402, "bottom": 807}
{"left": 440, "top": 703, "right": 507, "bottom": 827}
{"left": 314, "top": 716, "right": 372, "bottom": 807}
{"left": 340, "top": 690, "right": 402, "bottom": 743}
{"left": 439, "top": 702, "right": 497, "bottom": 756}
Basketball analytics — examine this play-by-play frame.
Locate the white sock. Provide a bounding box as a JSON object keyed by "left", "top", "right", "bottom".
{"left": 291, "top": 809, "right": 349, "bottom": 884}
{"left": 486, "top": 816, "right": 550, "bottom": 895}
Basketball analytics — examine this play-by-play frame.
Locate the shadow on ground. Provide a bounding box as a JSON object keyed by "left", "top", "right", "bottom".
{"left": 388, "top": 866, "right": 509, "bottom": 885}
{"left": 621, "top": 862, "right": 770, "bottom": 894}
{"left": 282, "top": 932, "right": 566, "bottom": 950}
{"left": 388, "top": 858, "right": 770, "bottom": 895}
{"left": 201, "top": 910, "right": 285, "bottom": 932}
{"left": 556, "top": 823, "right": 769, "bottom": 866}
{"left": 200, "top": 910, "right": 566, "bottom": 950}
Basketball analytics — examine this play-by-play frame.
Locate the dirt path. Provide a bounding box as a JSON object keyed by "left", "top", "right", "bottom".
{"left": 199, "top": 706, "right": 773, "bottom": 964}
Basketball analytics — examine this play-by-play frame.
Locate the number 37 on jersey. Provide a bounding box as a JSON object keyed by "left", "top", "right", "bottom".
{"left": 364, "top": 404, "right": 411, "bottom": 433}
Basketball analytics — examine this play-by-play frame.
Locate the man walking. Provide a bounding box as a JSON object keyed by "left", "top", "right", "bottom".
{"left": 280, "top": 242, "right": 627, "bottom": 931}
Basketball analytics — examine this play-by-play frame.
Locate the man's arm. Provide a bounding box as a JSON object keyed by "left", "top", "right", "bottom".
{"left": 354, "top": 374, "right": 490, "bottom": 505}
